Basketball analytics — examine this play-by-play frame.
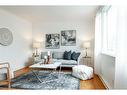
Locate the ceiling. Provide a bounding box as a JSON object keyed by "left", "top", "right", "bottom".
{"left": 0, "top": 6, "right": 99, "bottom": 23}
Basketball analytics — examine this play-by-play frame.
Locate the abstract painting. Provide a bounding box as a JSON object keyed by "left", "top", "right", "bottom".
{"left": 45, "top": 34, "right": 60, "bottom": 49}
{"left": 61, "top": 30, "right": 76, "bottom": 46}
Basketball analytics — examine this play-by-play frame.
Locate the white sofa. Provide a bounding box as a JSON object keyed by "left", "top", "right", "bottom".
{"left": 34, "top": 51, "right": 80, "bottom": 68}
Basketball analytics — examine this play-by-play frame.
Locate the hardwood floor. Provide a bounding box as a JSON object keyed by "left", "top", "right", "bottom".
{"left": 80, "top": 75, "right": 106, "bottom": 89}
{"left": 0, "top": 67, "right": 106, "bottom": 90}
{"left": 14, "top": 66, "right": 29, "bottom": 78}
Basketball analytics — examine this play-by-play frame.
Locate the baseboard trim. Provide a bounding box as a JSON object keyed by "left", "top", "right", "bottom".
{"left": 97, "top": 74, "right": 109, "bottom": 89}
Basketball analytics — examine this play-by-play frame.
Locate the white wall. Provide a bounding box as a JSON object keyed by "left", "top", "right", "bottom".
{"left": 0, "top": 9, "right": 32, "bottom": 78}
{"left": 32, "top": 21, "right": 95, "bottom": 66}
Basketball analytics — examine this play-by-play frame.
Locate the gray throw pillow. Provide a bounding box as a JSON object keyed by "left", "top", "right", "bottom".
{"left": 71, "top": 52, "right": 80, "bottom": 61}
{"left": 52, "top": 52, "right": 64, "bottom": 59}
{"left": 64, "top": 51, "right": 72, "bottom": 60}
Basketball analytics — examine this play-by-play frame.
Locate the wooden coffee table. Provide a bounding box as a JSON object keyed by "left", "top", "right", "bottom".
{"left": 29, "top": 62, "right": 62, "bottom": 83}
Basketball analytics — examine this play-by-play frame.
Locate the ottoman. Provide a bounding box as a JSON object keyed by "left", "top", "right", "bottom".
{"left": 72, "top": 65, "right": 93, "bottom": 80}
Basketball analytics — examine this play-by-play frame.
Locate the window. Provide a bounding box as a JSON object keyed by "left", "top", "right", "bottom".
{"left": 101, "top": 6, "right": 117, "bottom": 57}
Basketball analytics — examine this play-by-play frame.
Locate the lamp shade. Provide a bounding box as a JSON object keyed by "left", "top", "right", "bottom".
{"left": 83, "top": 42, "right": 90, "bottom": 48}
{"left": 33, "top": 42, "right": 41, "bottom": 48}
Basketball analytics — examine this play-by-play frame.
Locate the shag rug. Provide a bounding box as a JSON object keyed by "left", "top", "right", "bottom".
{"left": 11, "top": 71, "right": 80, "bottom": 90}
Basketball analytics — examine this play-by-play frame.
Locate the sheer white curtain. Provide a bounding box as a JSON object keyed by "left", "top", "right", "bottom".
{"left": 101, "top": 6, "right": 117, "bottom": 56}
{"left": 94, "top": 10, "right": 102, "bottom": 74}
{"left": 114, "top": 6, "right": 127, "bottom": 89}
{"left": 95, "top": 6, "right": 127, "bottom": 89}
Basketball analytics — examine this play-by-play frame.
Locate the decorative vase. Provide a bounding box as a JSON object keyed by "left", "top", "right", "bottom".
{"left": 47, "top": 55, "right": 51, "bottom": 64}
{"left": 44, "top": 56, "right": 47, "bottom": 64}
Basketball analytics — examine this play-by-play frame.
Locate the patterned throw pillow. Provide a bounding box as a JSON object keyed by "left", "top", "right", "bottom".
{"left": 71, "top": 52, "right": 80, "bottom": 61}
{"left": 64, "top": 51, "right": 72, "bottom": 60}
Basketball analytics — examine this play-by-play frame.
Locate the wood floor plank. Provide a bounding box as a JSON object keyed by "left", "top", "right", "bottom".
{"left": 80, "top": 75, "right": 106, "bottom": 89}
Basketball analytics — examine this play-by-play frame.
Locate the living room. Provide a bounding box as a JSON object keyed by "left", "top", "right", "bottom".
{"left": 0, "top": 1, "right": 127, "bottom": 94}
{"left": 0, "top": 6, "right": 98, "bottom": 89}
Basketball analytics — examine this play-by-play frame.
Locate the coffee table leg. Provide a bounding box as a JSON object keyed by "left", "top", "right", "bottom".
{"left": 31, "top": 69, "right": 57, "bottom": 84}
{"left": 59, "top": 65, "right": 61, "bottom": 72}
{"left": 31, "top": 70, "right": 43, "bottom": 83}
{"left": 30, "top": 64, "right": 61, "bottom": 84}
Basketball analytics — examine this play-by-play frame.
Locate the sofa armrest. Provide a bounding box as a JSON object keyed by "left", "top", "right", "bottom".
{"left": 77, "top": 55, "right": 81, "bottom": 65}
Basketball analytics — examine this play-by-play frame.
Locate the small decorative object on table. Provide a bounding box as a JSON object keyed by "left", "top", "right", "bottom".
{"left": 47, "top": 51, "right": 51, "bottom": 64}
{"left": 44, "top": 56, "right": 47, "bottom": 64}
{"left": 43, "top": 51, "right": 51, "bottom": 64}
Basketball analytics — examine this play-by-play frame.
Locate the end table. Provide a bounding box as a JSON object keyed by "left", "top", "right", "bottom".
{"left": 82, "top": 56, "right": 91, "bottom": 67}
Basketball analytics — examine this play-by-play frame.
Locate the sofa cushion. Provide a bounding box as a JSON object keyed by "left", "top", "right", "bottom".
{"left": 71, "top": 52, "right": 80, "bottom": 61}
{"left": 52, "top": 52, "right": 64, "bottom": 59}
{"left": 53, "top": 59, "right": 77, "bottom": 65}
{"left": 63, "top": 51, "right": 71, "bottom": 60}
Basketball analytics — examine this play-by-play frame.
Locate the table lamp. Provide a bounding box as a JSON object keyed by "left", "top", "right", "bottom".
{"left": 83, "top": 42, "right": 90, "bottom": 57}
{"left": 33, "top": 42, "right": 41, "bottom": 57}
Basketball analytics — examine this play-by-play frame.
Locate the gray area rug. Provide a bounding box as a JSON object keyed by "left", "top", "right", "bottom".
{"left": 11, "top": 71, "right": 80, "bottom": 90}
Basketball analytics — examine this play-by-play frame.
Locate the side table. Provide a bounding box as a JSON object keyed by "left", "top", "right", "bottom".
{"left": 82, "top": 56, "right": 91, "bottom": 67}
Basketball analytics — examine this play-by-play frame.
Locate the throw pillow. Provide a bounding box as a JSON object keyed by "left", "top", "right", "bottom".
{"left": 71, "top": 52, "right": 81, "bottom": 61}
{"left": 64, "top": 51, "right": 72, "bottom": 60}
{"left": 52, "top": 52, "right": 64, "bottom": 59}
{"left": 63, "top": 51, "right": 67, "bottom": 59}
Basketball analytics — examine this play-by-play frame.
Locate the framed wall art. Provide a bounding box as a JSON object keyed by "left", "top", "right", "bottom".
{"left": 45, "top": 34, "right": 60, "bottom": 49}
{"left": 61, "top": 30, "right": 76, "bottom": 46}
{"left": 0, "top": 28, "right": 13, "bottom": 46}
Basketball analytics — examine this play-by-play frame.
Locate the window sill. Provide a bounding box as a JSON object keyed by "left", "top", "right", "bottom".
{"left": 101, "top": 50, "right": 116, "bottom": 57}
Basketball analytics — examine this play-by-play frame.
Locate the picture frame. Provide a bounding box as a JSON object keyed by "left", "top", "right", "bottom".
{"left": 45, "top": 34, "right": 60, "bottom": 49}
{"left": 61, "top": 30, "right": 76, "bottom": 46}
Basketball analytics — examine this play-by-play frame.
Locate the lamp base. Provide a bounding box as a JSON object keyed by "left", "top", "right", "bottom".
{"left": 84, "top": 56, "right": 87, "bottom": 58}
{"left": 35, "top": 54, "right": 39, "bottom": 57}
{"left": 85, "top": 50, "right": 88, "bottom": 58}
